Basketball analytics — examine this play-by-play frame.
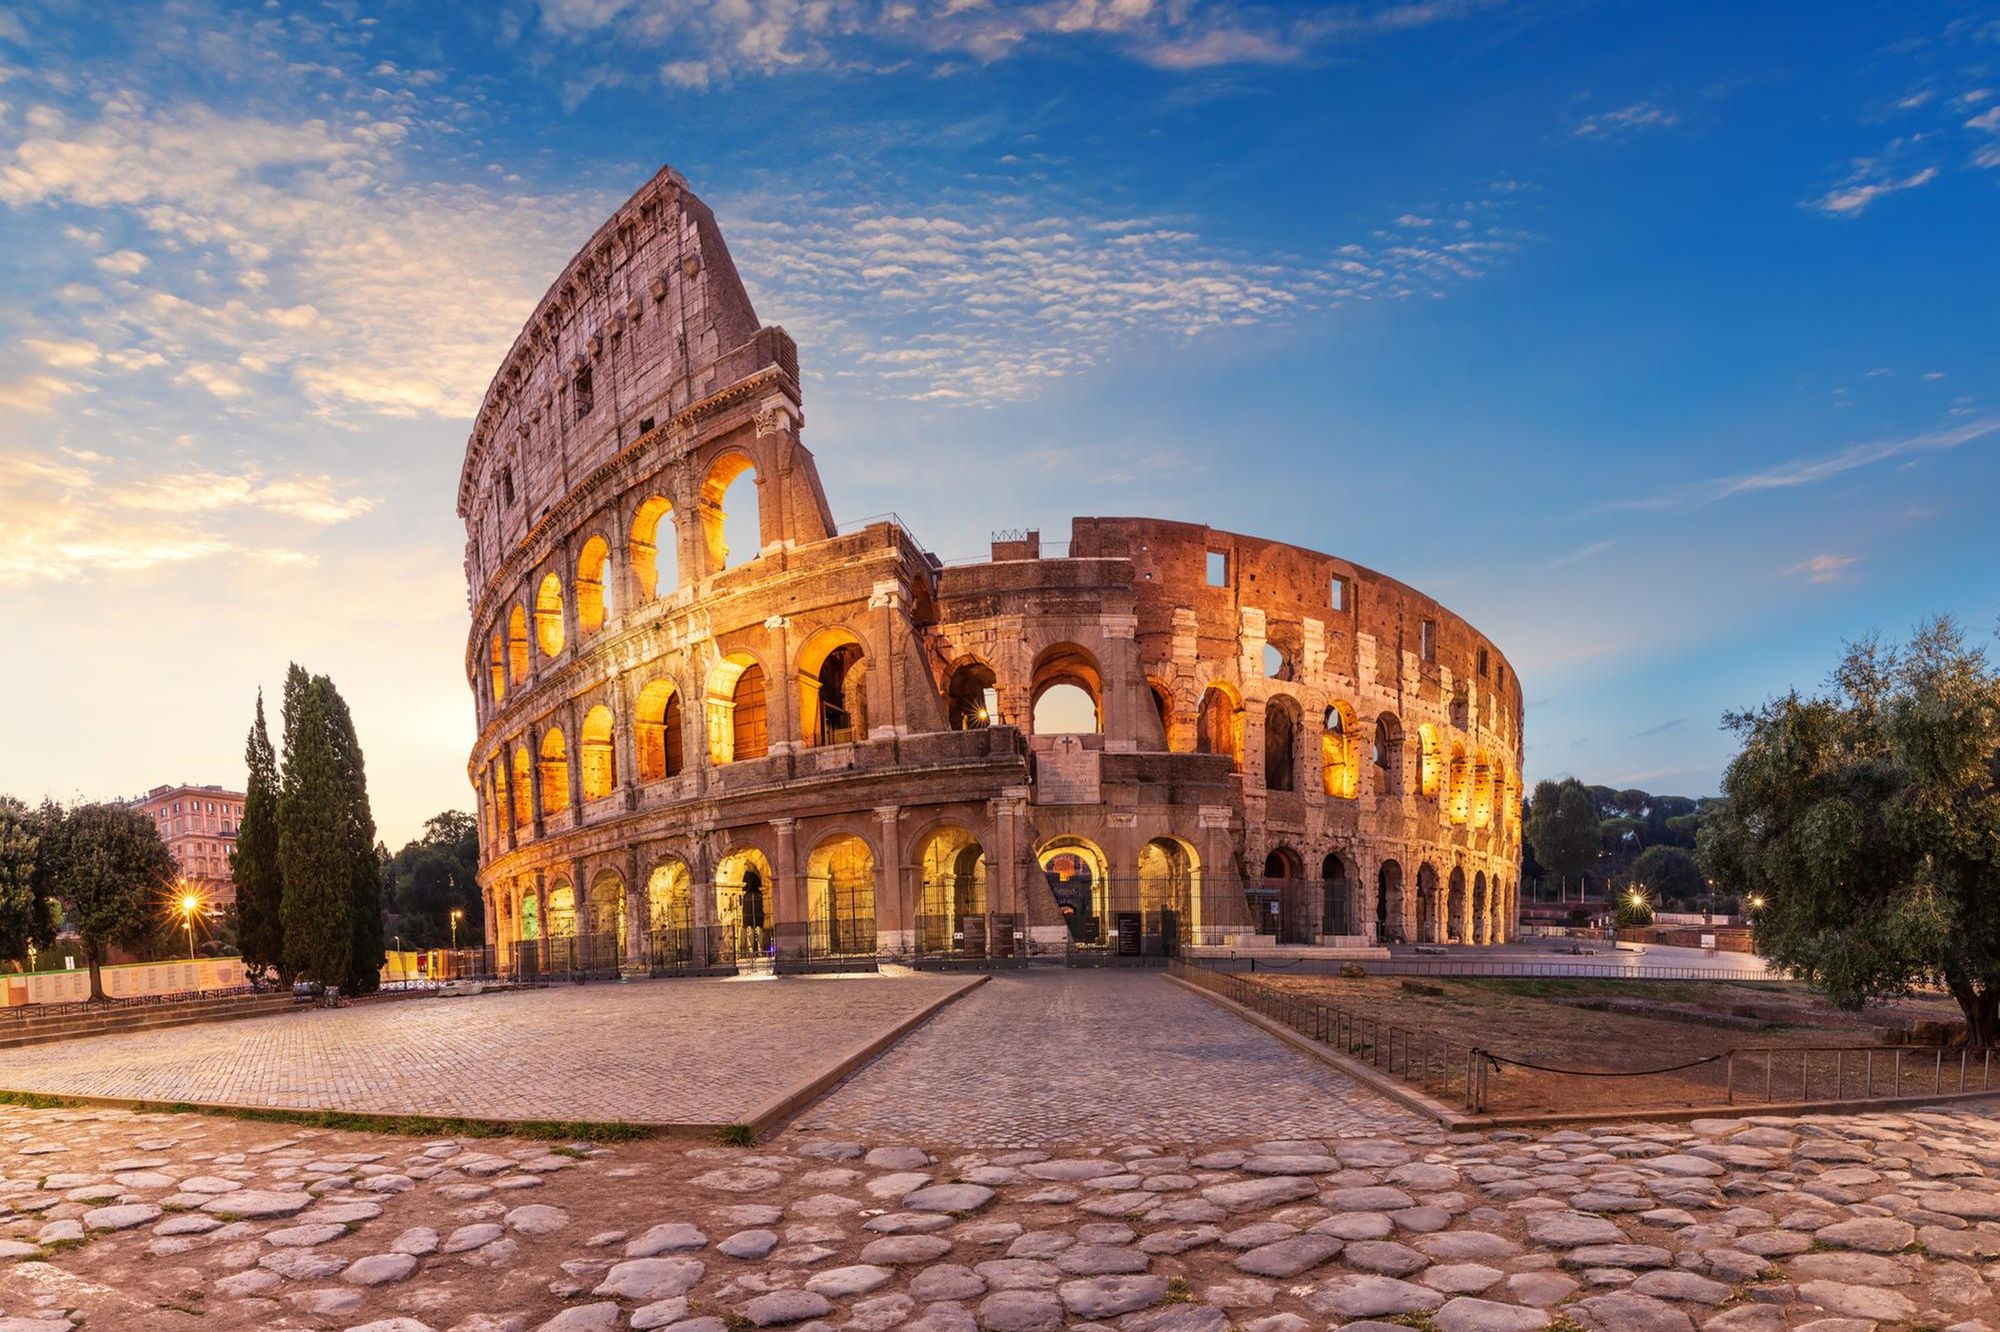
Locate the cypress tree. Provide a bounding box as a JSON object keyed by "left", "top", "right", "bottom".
{"left": 320, "top": 675, "right": 384, "bottom": 994}
{"left": 278, "top": 663, "right": 351, "bottom": 989}
{"left": 232, "top": 691, "right": 285, "bottom": 983}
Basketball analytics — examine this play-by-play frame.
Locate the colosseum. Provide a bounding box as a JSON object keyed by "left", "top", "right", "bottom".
{"left": 460, "top": 165, "right": 1523, "bottom": 973}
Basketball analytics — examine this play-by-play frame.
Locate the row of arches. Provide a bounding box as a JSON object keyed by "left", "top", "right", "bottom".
{"left": 484, "top": 454, "right": 765, "bottom": 709}
{"left": 1372, "top": 859, "right": 1517, "bottom": 945}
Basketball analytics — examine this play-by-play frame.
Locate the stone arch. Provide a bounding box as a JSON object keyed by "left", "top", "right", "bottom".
{"left": 915, "top": 825, "right": 986, "bottom": 953}
{"left": 1472, "top": 870, "right": 1489, "bottom": 945}
{"left": 580, "top": 704, "right": 616, "bottom": 800}
{"left": 1322, "top": 700, "right": 1359, "bottom": 798}
{"left": 629, "top": 494, "right": 677, "bottom": 598}
{"left": 507, "top": 605, "right": 530, "bottom": 687}
{"left": 805, "top": 832, "right": 877, "bottom": 956}
{"left": 1145, "top": 676, "right": 1176, "bottom": 752}
{"left": 1417, "top": 723, "right": 1442, "bottom": 797}
{"left": 1320, "top": 852, "right": 1355, "bottom": 936}
{"left": 534, "top": 571, "right": 565, "bottom": 658}
{"left": 1372, "top": 712, "right": 1403, "bottom": 796}
{"left": 704, "top": 652, "right": 769, "bottom": 764}
{"left": 1376, "top": 859, "right": 1404, "bottom": 944}
{"left": 634, "top": 677, "right": 685, "bottom": 783}
{"left": 646, "top": 857, "right": 694, "bottom": 941}
{"left": 1416, "top": 861, "right": 1441, "bottom": 943}
{"left": 511, "top": 744, "right": 532, "bottom": 828}
{"left": 701, "top": 450, "right": 760, "bottom": 572}
{"left": 1037, "top": 835, "right": 1109, "bottom": 944}
{"left": 1030, "top": 643, "right": 1101, "bottom": 734}
{"left": 1447, "top": 865, "right": 1468, "bottom": 942}
{"left": 946, "top": 656, "right": 1000, "bottom": 730}
{"left": 539, "top": 725, "right": 569, "bottom": 815}
{"left": 518, "top": 885, "right": 540, "bottom": 942}
{"left": 1139, "top": 835, "right": 1202, "bottom": 944}
{"left": 1196, "top": 681, "right": 1244, "bottom": 772}
{"left": 576, "top": 534, "right": 613, "bottom": 636}
{"left": 546, "top": 876, "right": 576, "bottom": 938}
{"left": 1260, "top": 845, "right": 1304, "bottom": 942}
{"left": 488, "top": 631, "right": 506, "bottom": 704}
{"left": 797, "top": 626, "right": 869, "bottom": 747}
{"left": 1264, "top": 695, "right": 1301, "bottom": 792}
{"left": 1447, "top": 743, "right": 1470, "bottom": 823}
{"left": 588, "top": 867, "right": 626, "bottom": 951}
{"left": 491, "top": 762, "right": 510, "bottom": 841}
{"left": 1471, "top": 750, "right": 1495, "bottom": 829}
{"left": 716, "top": 844, "right": 774, "bottom": 957}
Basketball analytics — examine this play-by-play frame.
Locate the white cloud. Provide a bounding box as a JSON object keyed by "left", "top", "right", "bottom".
{"left": 1813, "top": 165, "right": 1938, "bottom": 215}
{"left": 1785, "top": 553, "right": 1860, "bottom": 584}
{"left": 22, "top": 337, "right": 100, "bottom": 368}
{"left": 1574, "top": 102, "right": 1679, "bottom": 137}
{"left": 92, "top": 248, "right": 148, "bottom": 274}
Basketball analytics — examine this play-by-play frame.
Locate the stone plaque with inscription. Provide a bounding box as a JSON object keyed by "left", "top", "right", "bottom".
{"left": 1035, "top": 737, "right": 1101, "bottom": 805}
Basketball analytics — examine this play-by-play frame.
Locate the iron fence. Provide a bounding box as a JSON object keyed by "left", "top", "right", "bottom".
{"left": 0, "top": 983, "right": 261, "bottom": 1019}
{"left": 1726, "top": 1044, "right": 1999, "bottom": 1105}
{"left": 775, "top": 921, "right": 880, "bottom": 974}
{"left": 912, "top": 914, "right": 1028, "bottom": 969}
{"left": 504, "top": 932, "right": 625, "bottom": 981}
{"left": 1197, "top": 953, "right": 1777, "bottom": 983}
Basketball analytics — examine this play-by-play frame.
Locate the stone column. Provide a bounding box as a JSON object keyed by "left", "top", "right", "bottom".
{"left": 482, "top": 885, "right": 497, "bottom": 948}
{"left": 765, "top": 615, "right": 795, "bottom": 752}
{"left": 624, "top": 845, "right": 645, "bottom": 967}
{"left": 529, "top": 740, "right": 546, "bottom": 840}
{"left": 875, "top": 805, "right": 906, "bottom": 960}
{"left": 565, "top": 702, "right": 585, "bottom": 818}
{"left": 615, "top": 675, "right": 640, "bottom": 812}
{"left": 771, "top": 817, "right": 801, "bottom": 960}
{"left": 992, "top": 791, "right": 1026, "bottom": 956}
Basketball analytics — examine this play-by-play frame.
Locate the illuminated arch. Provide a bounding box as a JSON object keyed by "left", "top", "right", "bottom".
{"left": 1264, "top": 695, "right": 1300, "bottom": 792}
{"left": 646, "top": 858, "right": 693, "bottom": 937}
{"left": 915, "top": 825, "right": 986, "bottom": 953}
{"left": 1417, "top": 723, "right": 1442, "bottom": 797}
{"left": 587, "top": 867, "right": 626, "bottom": 950}
{"left": 1196, "top": 681, "right": 1244, "bottom": 772}
{"left": 1146, "top": 677, "right": 1176, "bottom": 752}
{"left": 576, "top": 535, "right": 612, "bottom": 636}
{"left": 1321, "top": 699, "right": 1359, "bottom": 798}
{"left": 1029, "top": 643, "right": 1101, "bottom": 735}
{"left": 805, "top": 833, "right": 877, "bottom": 956}
{"left": 704, "top": 652, "right": 768, "bottom": 764}
{"left": 508, "top": 606, "right": 530, "bottom": 687}
{"left": 511, "top": 745, "right": 532, "bottom": 828}
{"left": 629, "top": 495, "right": 677, "bottom": 599}
{"left": 580, "top": 704, "right": 616, "bottom": 800}
{"left": 716, "top": 845, "right": 775, "bottom": 954}
{"left": 546, "top": 876, "right": 576, "bottom": 938}
{"left": 701, "top": 452, "right": 760, "bottom": 572}
{"left": 1470, "top": 750, "right": 1495, "bottom": 829}
{"left": 488, "top": 631, "right": 506, "bottom": 704}
{"left": 946, "top": 657, "right": 1000, "bottom": 730}
{"left": 539, "top": 726, "right": 569, "bottom": 815}
{"left": 1139, "top": 835, "right": 1203, "bottom": 942}
{"left": 798, "top": 627, "right": 868, "bottom": 747}
{"left": 534, "top": 572, "right": 565, "bottom": 658}
{"left": 634, "top": 677, "right": 684, "bottom": 783}
{"left": 1447, "top": 743, "right": 1470, "bottom": 824}
{"left": 1037, "top": 836, "right": 1109, "bottom": 944}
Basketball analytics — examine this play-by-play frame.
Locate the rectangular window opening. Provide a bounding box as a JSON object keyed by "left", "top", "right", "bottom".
{"left": 1420, "top": 619, "right": 1437, "bottom": 663}
{"left": 1329, "top": 574, "right": 1347, "bottom": 611}
{"left": 1205, "top": 550, "right": 1229, "bottom": 588}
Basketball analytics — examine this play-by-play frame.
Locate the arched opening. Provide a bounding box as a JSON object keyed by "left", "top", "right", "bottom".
{"left": 1030, "top": 644, "right": 1101, "bottom": 734}
{"left": 1470, "top": 751, "right": 1494, "bottom": 829}
{"left": 511, "top": 745, "right": 532, "bottom": 829}
{"left": 1139, "top": 836, "right": 1202, "bottom": 948}
{"left": 1264, "top": 696, "right": 1300, "bottom": 792}
{"left": 1377, "top": 859, "right": 1404, "bottom": 944}
{"left": 1038, "top": 837, "right": 1109, "bottom": 944}
{"left": 546, "top": 878, "right": 576, "bottom": 939}
{"left": 1196, "top": 683, "right": 1243, "bottom": 772}
{"left": 629, "top": 495, "right": 677, "bottom": 599}
{"left": 539, "top": 727, "right": 569, "bottom": 815}
{"left": 580, "top": 704, "right": 616, "bottom": 801}
{"left": 1373, "top": 712, "right": 1403, "bottom": 796}
{"left": 916, "top": 826, "right": 986, "bottom": 955}
{"left": 646, "top": 858, "right": 694, "bottom": 957}
{"left": 534, "top": 572, "right": 565, "bottom": 658}
{"left": 946, "top": 658, "right": 1000, "bottom": 730}
{"left": 1321, "top": 700, "right": 1359, "bottom": 798}
{"left": 508, "top": 606, "right": 530, "bottom": 687}
{"left": 488, "top": 632, "right": 506, "bottom": 704}
{"left": 1416, "top": 862, "right": 1440, "bottom": 943}
{"left": 1258, "top": 847, "right": 1308, "bottom": 942}
{"left": 492, "top": 763, "right": 510, "bottom": 841}
{"left": 1146, "top": 679, "right": 1174, "bottom": 752}
{"left": 805, "top": 834, "right": 877, "bottom": 957}
{"left": 705, "top": 654, "right": 768, "bottom": 764}
{"left": 799, "top": 630, "right": 868, "bottom": 747}
{"left": 519, "top": 889, "right": 540, "bottom": 942}
{"left": 1320, "top": 853, "right": 1353, "bottom": 937}
{"left": 702, "top": 453, "right": 761, "bottom": 572}
{"left": 576, "top": 535, "right": 612, "bottom": 636}
{"left": 634, "top": 678, "right": 684, "bottom": 783}
{"left": 1472, "top": 871, "right": 1489, "bottom": 945}
{"left": 587, "top": 868, "right": 626, "bottom": 955}
{"left": 716, "top": 847, "right": 773, "bottom": 960}
{"left": 1447, "top": 744, "right": 1470, "bottom": 824}
{"left": 1447, "top": 866, "right": 1468, "bottom": 943}
{"left": 1417, "top": 723, "right": 1443, "bottom": 798}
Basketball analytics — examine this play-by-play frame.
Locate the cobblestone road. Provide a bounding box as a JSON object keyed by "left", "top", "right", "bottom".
{"left": 795, "top": 971, "right": 1421, "bottom": 1147}
{"left": 0, "top": 974, "right": 973, "bottom": 1126}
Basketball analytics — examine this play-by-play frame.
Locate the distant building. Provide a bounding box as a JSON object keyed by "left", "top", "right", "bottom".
{"left": 129, "top": 784, "right": 245, "bottom": 907}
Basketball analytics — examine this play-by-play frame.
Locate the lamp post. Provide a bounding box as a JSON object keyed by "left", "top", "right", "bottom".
{"left": 179, "top": 890, "right": 200, "bottom": 959}
{"left": 450, "top": 908, "right": 463, "bottom": 951}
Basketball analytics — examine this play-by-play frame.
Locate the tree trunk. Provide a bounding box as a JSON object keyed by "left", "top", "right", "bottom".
{"left": 1946, "top": 978, "right": 2000, "bottom": 1048}
{"left": 84, "top": 939, "right": 104, "bottom": 1003}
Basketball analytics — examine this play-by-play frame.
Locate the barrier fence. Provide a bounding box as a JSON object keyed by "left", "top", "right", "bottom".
{"left": 1198, "top": 953, "right": 1777, "bottom": 983}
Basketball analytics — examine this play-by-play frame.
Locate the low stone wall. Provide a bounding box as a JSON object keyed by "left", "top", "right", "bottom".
{"left": 3, "top": 956, "right": 247, "bottom": 1005}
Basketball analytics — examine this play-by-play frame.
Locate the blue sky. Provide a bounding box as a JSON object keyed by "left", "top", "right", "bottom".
{"left": 0, "top": 0, "right": 1995, "bottom": 843}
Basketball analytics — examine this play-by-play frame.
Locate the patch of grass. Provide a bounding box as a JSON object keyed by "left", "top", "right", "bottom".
{"left": 722, "top": 1315, "right": 754, "bottom": 1332}
{"left": 125, "top": 1101, "right": 653, "bottom": 1143}
{"left": 716, "top": 1124, "right": 755, "bottom": 1147}
{"left": 1544, "top": 1317, "right": 1588, "bottom": 1332}
{"left": 156, "top": 1300, "right": 202, "bottom": 1315}
{"left": 1163, "top": 1277, "right": 1192, "bottom": 1305}
{"left": 1382, "top": 1315, "right": 1438, "bottom": 1332}
{"left": 0, "top": 1091, "right": 82, "bottom": 1111}
{"left": 548, "top": 1144, "right": 591, "bottom": 1159}
{"left": 38, "top": 1237, "right": 90, "bottom": 1255}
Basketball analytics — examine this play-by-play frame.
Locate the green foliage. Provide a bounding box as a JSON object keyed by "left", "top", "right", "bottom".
{"left": 383, "top": 811, "right": 482, "bottom": 948}
{"left": 233, "top": 692, "right": 286, "bottom": 984}
{"left": 320, "top": 679, "right": 383, "bottom": 995}
{"left": 40, "top": 801, "right": 177, "bottom": 1000}
{"left": 279, "top": 665, "right": 352, "bottom": 988}
{"left": 1526, "top": 777, "right": 1599, "bottom": 887}
{"left": 1633, "top": 845, "right": 1705, "bottom": 904}
{"left": 1705, "top": 617, "right": 2000, "bottom": 1040}
{"left": 1613, "top": 894, "right": 1655, "bottom": 928}
{"left": 0, "top": 797, "right": 59, "bottom": 965}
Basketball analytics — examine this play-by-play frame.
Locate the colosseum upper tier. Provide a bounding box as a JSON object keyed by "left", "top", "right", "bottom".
{"left": 460, "top": 166, "right": 1523, "bottom": 972}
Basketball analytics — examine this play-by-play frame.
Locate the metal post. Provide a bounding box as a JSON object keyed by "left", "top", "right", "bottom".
{"left": 1726, "top": 1050, "right": 1734, "bottom": 1105}
{"left": 1895, "top": 1047, "right": 1904, "bottom": 1097}
{"left": 1866, "top": 1049, "right": 1873, "bottom": 1098}
{"left": 1835, "top": 1049, "right": 1843, "bottom": 1102}
{"left": 1764, "top": 1049, "right": 1772, "bottom": 1103}
{"left": 1959, "top": 1048, "right": 1968, "bottom": 1093}
{"left": 1936, "top": 1047, "right": 1944, "bottom": 1095}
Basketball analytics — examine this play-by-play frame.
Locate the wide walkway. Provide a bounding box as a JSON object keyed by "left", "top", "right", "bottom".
{"left": 797, "top": 969, "right": 1420, "bottom": 1146}
{"left": 0, "top": 973, "right": 974, "bottom": 1126}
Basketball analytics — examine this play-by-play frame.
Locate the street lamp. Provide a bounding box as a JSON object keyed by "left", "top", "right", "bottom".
{"left": 179, "top": 890, "right": 200, "bottom": 959}
{"left": 450, "top": 908, "right": 464, "bottom": 950}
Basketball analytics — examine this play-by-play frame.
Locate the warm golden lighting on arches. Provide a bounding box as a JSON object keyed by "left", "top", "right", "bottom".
{"left": 534, "top": 572, "right": 565, "bottom": 658}
{"left": 700, "top": 452, "right": 759, "bottom": 572}
{"left": 1196, "top": 682, "right": 1243, "bottom": 772}
{"left": 1417, "top": 723, "right": 1443, "bottom": 797}
{"left": 580, "top": 704, "right": 616, "bottom": 800}
{"left": 1321, "top": 699, "right": 1359, "bottom": 798}
{"left": 488, "top": 632, "right": 506, "bottom": 704}
{"left": 1446, "top": 743, "right": 1471, "bottom": 824}
{"left": 511, "top": 745, "right": 532, "bottom": 828}
{"left": 576, "top": 535, "right": 612, "bottom": 636}
{"left": 798, "top": 627, "right": 868, "bottom": 747}
{"left": 507, "top": 606, "right": 530, "bottom": 687}
{"left": 704, "top": 652, "right": 767, "bottom": 765}
{"left": 1470, "top": 750, "right": 1495, "bottom": 829}
{"left": 1029, "top": 643, "right": 1101, "bottom": 735}
{"left": 539, "top": 726, "right": 569, "bottom": 814}
{"left": 630, "top": 495, "right": 676, "bottom": 599}
{"left": 635, "top": 677, "right": 684, "bottom": 783}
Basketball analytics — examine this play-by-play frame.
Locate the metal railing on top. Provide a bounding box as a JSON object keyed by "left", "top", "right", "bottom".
{"left": 1726, "top": 1044, "right": 1998, "bottom": 1105}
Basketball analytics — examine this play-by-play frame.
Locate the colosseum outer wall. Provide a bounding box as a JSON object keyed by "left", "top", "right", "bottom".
{"left": 459, "top": 166, "right": 1524, "bottom": 968}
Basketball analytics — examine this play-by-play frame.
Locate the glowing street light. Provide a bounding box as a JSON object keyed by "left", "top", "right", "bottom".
{"left": 450, "top": 908, "right": 464, "bottom": 950}
{"left": 178, "top": 887, "right": 203, "bottom": 959}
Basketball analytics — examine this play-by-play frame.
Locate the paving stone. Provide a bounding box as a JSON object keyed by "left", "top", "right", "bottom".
{"left": 81, "top": 1203, "right": 159, "bottom": 1231}
{"left": 975, "top": 1289, "right": 1063, "bottom": 1332}
{"left": 343, "top": 1252, "right": 420, "bottom": 1285}
{"left": 1795, "top": 1279, "right": 1918, "bottom": 1321}
{"left": 1056, "top": 1274, "right": 1167, "bottom": 1319}
{"left": 1569, "top": 1292, "right": 1695, "bottom": 1332}
{"left": 910, "top": 1264, "right": 987, "bottom": 1301}
{"left": 903, "top": 1184, "right": 996, "bottom": 1213}
{"left": 720, "top": 1228, "right": 780, "bottom": 1259}
{"left": 1305, "top": 1274, "right": 1444, "bottom": 1318}
{"left": 860, "top": 1234, "right": 952, "bottom": 1264}
{"left": 594, "top": 1257, "right": 706, "bottom": 1300}
{"left": 627, "top": 1222, "right": 708, "bottom": 1255}
{"left": 1814, "top": 1216, "right": 1916, "bottom": 1251}
{"left": 1232, "top": 1233, "right": 1342, "bottom": 1277}
{"left": 804, "top": 1264, "right": 895, "bottom": 1297}
{"left": 1431, "top": 1297, "right": 1550, "bottom": 1332}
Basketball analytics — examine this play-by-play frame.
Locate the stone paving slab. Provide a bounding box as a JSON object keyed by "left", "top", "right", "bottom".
{"left": 794, "top": 971, "right": 1423, "bottom": 1147}
{"left": 0, "top": 974, "right": 975, "bottom": 1127}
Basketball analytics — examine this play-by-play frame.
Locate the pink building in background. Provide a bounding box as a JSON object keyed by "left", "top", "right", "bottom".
{"left": 129, "top": 784, "right": 245, "bottom": 907}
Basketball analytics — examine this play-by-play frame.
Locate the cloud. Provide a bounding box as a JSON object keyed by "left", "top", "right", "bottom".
{"left": 22, "top": 337, "right": 100, "bottom": 368}
{"left": 1785, "top": 553, "right": 1860, "bottom": 584}
{"left": 1611, "top": 415, "right": 2000, "bottom": 510}
{"left": 1573, "top": 101, "right": 1679, "bottom": 137}
{"left": 1813, "top": 164, "right": 1937, "bottom": 215}
{"left": 1541, "top": 538, "right": 1617, "bottom": 570}
{"left": 1631, "top": 718, "right": 1685, "bottom": 739}
{"left": 92, "top": 248, "right": 148, "bottom": 274}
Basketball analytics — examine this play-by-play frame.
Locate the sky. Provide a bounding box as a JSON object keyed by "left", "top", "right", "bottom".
{"left": 0, "top": 0, "right": 1995, "bottom": 846}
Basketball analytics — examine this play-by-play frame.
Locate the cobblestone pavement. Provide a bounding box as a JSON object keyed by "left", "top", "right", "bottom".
{"left": 0, "top": 974, "right": 973, "bottom": 1126}
{"left": 8, "top": 1099, "right": 2000, "bottom": 1331}
{"left": 796, "top": 972, "right": 1420, "bottom": 1148}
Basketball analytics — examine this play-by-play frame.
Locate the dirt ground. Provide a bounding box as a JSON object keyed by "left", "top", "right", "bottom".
{"left": 1253, "top": 974, "right": 1981, "bottom": 1114}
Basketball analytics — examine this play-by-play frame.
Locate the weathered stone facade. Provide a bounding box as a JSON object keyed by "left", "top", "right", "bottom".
{"left": 459, "top": 166, "right": 1522, "bottom": 965}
